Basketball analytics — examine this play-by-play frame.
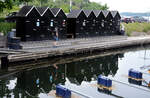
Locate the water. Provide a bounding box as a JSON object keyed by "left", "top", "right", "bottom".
{"left": 1, "top": 47, "right": 150, "bottom": 98}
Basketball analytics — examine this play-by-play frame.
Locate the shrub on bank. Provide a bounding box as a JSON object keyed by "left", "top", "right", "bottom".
{"left": 0, "top": 22, "right": 16, "bottom": 35}
{"left": 142, "top": 23, "right": 150, "bottom": 32}
{"left": 0, "top": 18, "right": 5, "bottom": 22}
{"left": 123, "top": 22, "right": 150, "bottom": 36}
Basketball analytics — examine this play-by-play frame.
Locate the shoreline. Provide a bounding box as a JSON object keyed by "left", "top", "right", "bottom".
{"left": 1, "top": 36, "right": 150, "bottom": 68}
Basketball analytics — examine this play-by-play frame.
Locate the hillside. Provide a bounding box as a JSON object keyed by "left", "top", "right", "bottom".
{"left": 28, "top": 0, "right": 108, "bottom": 12}
{"left": 0, "top": 0, "right": 108, "bottom": 17}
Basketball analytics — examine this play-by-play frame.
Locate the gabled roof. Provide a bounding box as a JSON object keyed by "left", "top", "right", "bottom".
{"left": 42, "top": 8, "right": 54, "bottom": 17}
{"left": 67, "top": 9, "right": 82, "bottom": 18}
{"left": 17, "top": 6, "right": 40, "bottom": 17}
{"left": 88, "top": 11, "right": 96, "bottom": 18}
{"left": 102, "top": 10, "right": 110, "bottom": 18}
{"left": 111, "top": 11, "right": 121, "bottom": 19}
{"left": 110, "top": 11, "right": 118, "bottom": 18}
{"left": 93, "top": 10, "right": 101, "bottom": 17}
{"left": 50, "top": 8, "right": 61, "bottom": 16}
{"left": 83, "top": 10, "right": 92, "bottom": 18}
{"left": 36, "top": 6, "right": 49, "bottom": 16}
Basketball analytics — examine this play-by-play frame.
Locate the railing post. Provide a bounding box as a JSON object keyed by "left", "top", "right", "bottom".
{"left": 1, "top": 56, "right": 9, "bottom": 69}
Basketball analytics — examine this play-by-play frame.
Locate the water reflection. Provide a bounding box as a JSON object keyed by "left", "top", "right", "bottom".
{"left": 0, "top": 53, "right": 123, "bottom": 97}
{"left": 128, "top": 78, "right": 142, "bottom": 86}
{"left": 97, "top": 88, "right": 124, "bottom": 98}
{"left": 98, "top": 88, "right": 112, "bottom": 94}
{"left": 67, "top": 54, "right": 122, "bottom": 85}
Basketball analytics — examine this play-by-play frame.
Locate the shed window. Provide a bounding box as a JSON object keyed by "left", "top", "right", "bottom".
{"left": 36, "top": 19, "right": 40, "bottom": 27}
{"left": 93, "top": 19, "right": 96, "bottom": 26}
{"left": 76, "top": 20, "right": 79, "bottom": 23}
{"left": 41, "top": 21, "right": 44, "bottom": 23}
{"left": 117, "top": 22, "right": 120, "bottom": 26}
{"left": 26, "top": 35, "right": 30, "bottom": 37}
{"left": 101, "top": 22, "right": 104, "bottom": 27}
{"left": 83, "top": 20, "right": 86, "bottom": 26}
{"left": 50, "top": 19, "right": 54, "bottom": 27}
{"left": 93, "top": 19, "right": 96, "bottom": 23}
{"left": 96, "top": 20, "right": 99, "bottom": 23}
{"left": 62, "top": 20, "right": 66, "bottom": 27}
{"left": 25, "top": 20, "right": 30, "bottom": 23}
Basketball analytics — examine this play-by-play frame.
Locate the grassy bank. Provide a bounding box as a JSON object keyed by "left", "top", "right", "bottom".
{"left": 0, "top": 22, "right": 16, "bottom": 35}
{"left": 123, "top": 22, "right": 150, "bottom": 36}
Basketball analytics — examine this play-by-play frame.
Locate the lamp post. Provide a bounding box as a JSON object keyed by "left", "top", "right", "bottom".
{"left": 70, "top": 0, "right": 72, "bottom": 12}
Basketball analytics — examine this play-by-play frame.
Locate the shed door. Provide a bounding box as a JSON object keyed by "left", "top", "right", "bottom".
{"left": 67, "top": 19, "right": 76, "bottom": 38}
{"left": 25, "top": 20, "right": 34, "bottom": 41}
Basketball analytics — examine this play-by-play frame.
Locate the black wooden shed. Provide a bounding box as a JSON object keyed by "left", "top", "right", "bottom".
{"left": 83, "top": 10, "right": 97, "bottom": 37}
{"left": 16, "top": 6, "right": 41, "bottom": 41}
{"left": 36, "top": 7, "right": 54, "bottom": 40}
{"left": 93, "top": 10, "right": 106, "bottom": 35}
{"left": 110, "top": 11, "right": 121, "bottom": 35}
{"left": 67, "top": 9, "right": 87, "bottom": 38}
{"left": 102, "top": 10, "right": 114, "bottom": 36}
{"left": 51, "top": 8, "right": 67, "bottom": 39}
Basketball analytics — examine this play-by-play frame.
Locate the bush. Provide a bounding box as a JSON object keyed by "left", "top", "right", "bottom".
{"left": 123, "top": 22, "right": 150, "bottom": 36}
{"left": 142, "top": 23, "right": 150, "bottom": 32}
{"left": 0, "top": 22, "right": 16, "bottom": 35}
{"left": 0, "top": 18, "right": 5, "bottom": 22}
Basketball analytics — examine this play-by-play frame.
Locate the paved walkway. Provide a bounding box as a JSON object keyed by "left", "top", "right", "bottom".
{"left": 2, "top": 35, "right": 150, "bottom": 65}
{"left": 20, "top": 36, "right": 127, "bottom": 52}
{"left": 20, "top": 35, "right": 150, "bottom": 53}
{"left": 1, "top": 35, "right": 150, "bottom": 54}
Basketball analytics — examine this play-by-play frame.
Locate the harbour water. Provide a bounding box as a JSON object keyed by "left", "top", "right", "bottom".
{"left": 1, "top": 46, "right": 150, "bottom": 98}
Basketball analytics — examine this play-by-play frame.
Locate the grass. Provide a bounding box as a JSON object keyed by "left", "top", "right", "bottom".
{"left": 0, "top": 22, "right": 16, "bottom": 35}
{"left": 123, "top": 22, "right": 150, "bottom": 36}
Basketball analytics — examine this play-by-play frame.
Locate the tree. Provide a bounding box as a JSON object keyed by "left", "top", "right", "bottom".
{"left": 0, "top": 0, "right": 109, "bottom": 13}
{"left": 0, "top": 0, "right": 13, "bottom": 12}
{"left": 0, "top": 0, "right": 32, "bottom": 12}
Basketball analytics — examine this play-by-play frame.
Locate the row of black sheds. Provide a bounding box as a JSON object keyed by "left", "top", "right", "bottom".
{"left": 15, "top": 6, "right": 121, "bottom": 41}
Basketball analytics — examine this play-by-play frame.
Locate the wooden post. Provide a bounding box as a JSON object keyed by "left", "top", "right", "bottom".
{"left": 1, "top": 56, "right": 9, "bottom": 69}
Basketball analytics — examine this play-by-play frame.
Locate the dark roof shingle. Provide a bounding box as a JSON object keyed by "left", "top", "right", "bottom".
{"left": 102, "top": 10, "right": 110, "bottom": 18}
{"left": 67, "top": 9, "right": 82, "bottom": 18}
{"left": 83, "top": 10, "right": 92, "bottom": 17}
{"left": 110, "top": 11, "right": 118, "bottom": 18}
{"left": 51, "top": 8, "right": 61, "bottom": 16}
{"left": 93, "top": 10, "right": 101, "bottom": 17}
{"left": 17, "top": 6, "right": 34, "bottom": 17}
{"left": 111, "top": 11, "right": 121, "bottom": 19}
{"left": 36, "top": 7, "right": 48, "bottom": 15}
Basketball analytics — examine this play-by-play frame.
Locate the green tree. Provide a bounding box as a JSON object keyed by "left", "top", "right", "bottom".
{"left": 0, "top": 0, "right": 32, "bottom": 12}
{"left": 0, "top": 0, "right": 13, "bottom": 12}
{"left": 60, "top": 4, "right": 70, "bottom": 13}
{"left": 0, "top": 0, "right": 109, "bottom": 13}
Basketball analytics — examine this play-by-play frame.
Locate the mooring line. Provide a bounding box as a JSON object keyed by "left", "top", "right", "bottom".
{"left": 40, "top": 88, "right": 49, "bottom": 96}
{"left": 0, "top": 71, "right": 20, "bottom": 80}
{"left": 25, "top": 91, "right": 37, "bottom": 98}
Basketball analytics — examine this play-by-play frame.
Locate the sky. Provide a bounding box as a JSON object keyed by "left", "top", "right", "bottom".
{"left": 90, "top": 0, "right": 150, "bottom": 13}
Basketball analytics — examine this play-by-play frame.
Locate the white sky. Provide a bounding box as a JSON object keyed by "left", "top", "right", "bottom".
{"left": 90, "top": 0, "right": 150, "bottom": 13}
